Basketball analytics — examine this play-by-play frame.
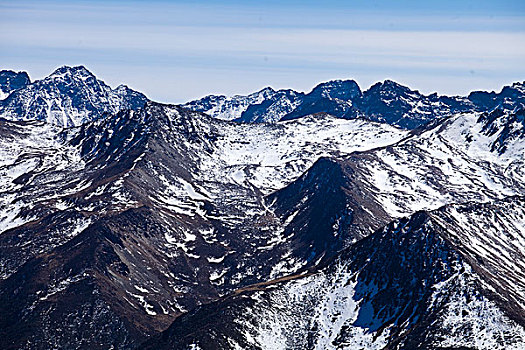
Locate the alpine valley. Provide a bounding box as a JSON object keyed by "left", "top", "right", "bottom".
{"left": 0, "top": 66, "right": 524, "bottom": 350}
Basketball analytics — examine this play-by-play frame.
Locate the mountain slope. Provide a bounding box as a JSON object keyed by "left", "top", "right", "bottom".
{"left": 0, "top": 104, "right": 407, "bottom": 349}
{"left": 2, "top": 105, "right": 524, "bottom": 350}
{"left": 0, "top": 66, "right": 148, "bottom": 127}
{"left": 140, "top": 106, "right": 525, "bottom": 349}
{"left": 259, "top": 108, "right": 525, "bottom": 273}
{"left": 142, "top": 195, "right": 525, "bottom": 350}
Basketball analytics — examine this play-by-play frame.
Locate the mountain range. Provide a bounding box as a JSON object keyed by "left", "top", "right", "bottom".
{"left": 183, "top": 77, "right": 525, "bottom": 129}
{"left": 0, "top": 66, "right": 524, "bottom": 349}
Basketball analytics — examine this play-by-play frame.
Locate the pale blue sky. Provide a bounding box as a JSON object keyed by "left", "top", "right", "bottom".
{"left": 1, "top": 0, "right": 524, "bottom": 102}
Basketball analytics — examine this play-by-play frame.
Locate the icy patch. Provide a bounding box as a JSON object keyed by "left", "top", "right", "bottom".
{"left": 209, "top": 268, "right": 228, "bottom": 284}
{"left": 134, "top": 285, "right": 149, "bottom": 293}
{"left": 207, "top": 255, "right": 226, "bottom": 264}
{"left": 127, "top": 291, "right": 157, "bottom": 316}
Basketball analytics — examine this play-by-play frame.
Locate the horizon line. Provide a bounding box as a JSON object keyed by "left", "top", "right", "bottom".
{"left": 2, "top": 64, "right": 524, "bottom": 103}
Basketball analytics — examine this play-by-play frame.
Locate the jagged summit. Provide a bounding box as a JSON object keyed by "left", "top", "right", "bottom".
{"left": 511, "top": 81, "right": 525, "bottom": 92}
{"left": 48, "top": 65, "right": 95, "bottom": 78}
{"left": 468, "top": 82, "right": 525, "bottom": 112}
{"left": 367, "top": 79, "right": 414, "bottom": 94}
{"left": 256, "top": 86, "right": 276, "bottom": 94}
{"left": 308, "top": 79, "right": 361, "bottom": 100}
{"left": 183, "top": 85, "right": 304, "bottom": 123}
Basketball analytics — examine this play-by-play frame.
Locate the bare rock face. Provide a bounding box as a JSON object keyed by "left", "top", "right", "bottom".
{"left": 0, "top": 70, "right": 31, "bottom": 99}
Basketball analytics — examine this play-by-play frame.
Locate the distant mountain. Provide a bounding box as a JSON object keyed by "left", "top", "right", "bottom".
{"left": 182, "top": 87, "right": 304, "bottom": 123}
{"left": 3, "top": 66, "right": 522, "bottom": 130}
{"left": 279, "top": 80, "right": 362, "bottom": 123}
{"left": 469, "top": 81, "right": 525, "bottom": 111}
{"left": 0, "top": 66, "right": 148, "bottom": 127}
{"left": 354, "top": 79, "right": 472, "bottom": 129}
{"left": 184, "top": 79, "right": 525, "bottom": 129}
{"left": 182, "top": 80, "right": 362, "bottom": 124}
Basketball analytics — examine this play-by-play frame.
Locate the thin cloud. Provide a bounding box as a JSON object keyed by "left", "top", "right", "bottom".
{"left": 1, "top": 0, "right": 524, "bottom": 102}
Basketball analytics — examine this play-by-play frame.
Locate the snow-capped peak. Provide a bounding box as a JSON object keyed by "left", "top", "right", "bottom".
{"left": 0, "top": 66, "right": 148, "bottom": 127}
